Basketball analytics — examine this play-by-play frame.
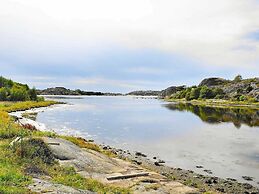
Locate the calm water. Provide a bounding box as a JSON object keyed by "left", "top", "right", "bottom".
{"left": 37, "top": 96, "right": 259, "bottom": 186}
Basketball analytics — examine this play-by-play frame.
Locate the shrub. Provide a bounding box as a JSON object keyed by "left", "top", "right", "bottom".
{"left": 13, "top": 138, "right": 55, "bottom": 164}
{"left": 199, "top": 86, "right": 214, "bottom": 99}
{"left": 234, "top": 74, "right": 242, "bottom": 82}
{"left": 28, "top": 87, "right": 37, "bottom": 101}
{"left": 239, "top": 95, "right": 247, "bottom": 101}
{"left": 190, "top": 87, "right": 201, "bottom": 100}
{"left": 0, "top": 87, "right": 9, "bottom": 101}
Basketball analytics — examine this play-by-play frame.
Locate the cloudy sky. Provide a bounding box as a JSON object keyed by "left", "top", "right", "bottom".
{"left": 0, "top": 0, "right": 259, "bottom": 92}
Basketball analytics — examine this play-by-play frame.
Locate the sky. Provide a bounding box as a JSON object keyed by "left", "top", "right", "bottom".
{"left": 0, "top": 0, "right": 259, "bottom": 92}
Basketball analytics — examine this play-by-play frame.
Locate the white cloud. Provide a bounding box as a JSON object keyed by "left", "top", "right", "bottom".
{"left": 75, "top": 77, "right": 162, "bottom": 90}
{"left": 0, "top": 0, "right": 258, "bottom": 69}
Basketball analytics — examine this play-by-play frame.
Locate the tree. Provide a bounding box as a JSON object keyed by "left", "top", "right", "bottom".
{"left": 10, "top": 87, "right": 30, "bottom": 101}
{"left": 190, "top": 87, "right": 201, "bottom": 100}
{"left": 29, "top": 87, "right": 37, "bottom": 101}
{"left": 0, "top": 87, "right": 8, "bottom": 101}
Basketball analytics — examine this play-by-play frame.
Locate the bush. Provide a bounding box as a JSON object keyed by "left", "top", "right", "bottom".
{"left": 29, "top": 87, "right": 37, "bottom": 101}
{"left": 189, "top": 87, "right": 201, "bottom": 100}
{"left": 13, "top": 138, "right": 55, "bottom": 164}
{"left": 10, "top": 87, "right": 30, "bottom": 101}
{"left": 199, "top": 86, "right": 214, "bottom": 99}
{"left": 234, "top": 75, "right": 242, "bottom": 82}
{"left": 239, "top": 95, "right": 247, "bottom": 101}
{"left": 0, "top": 87, "right": 9, "bottom": 101}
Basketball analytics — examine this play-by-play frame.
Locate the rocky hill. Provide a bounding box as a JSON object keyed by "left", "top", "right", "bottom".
{"left": 198, "top": 77, "right": 259, "bottom": 101}
{"left": 164, "top": 76, "right": 259, "bottom": 102}
{"left": 160, "top": 86, "right": 186, "bottom": 98}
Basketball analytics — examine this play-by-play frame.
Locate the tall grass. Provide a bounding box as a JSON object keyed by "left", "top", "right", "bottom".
{"left": 0, "top": 101, "right": 58, "bottom": 112}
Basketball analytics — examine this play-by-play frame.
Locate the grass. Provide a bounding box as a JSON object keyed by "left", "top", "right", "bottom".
{"left": 61, "top": 136, "right": 101, "bottom": 152}
{"left": 0, "top": 100, "right": 58, "bottom": 112}
{"left": 0, "top": 140, "right": 32, "bottom": 194}
{"left": 144, "top": 184, "right": 160, "bottom": 191}
{"left": 51, "top": 166, "right": 130, "bottom": 193}
{"left": 0, "top": 101, "right": 131, "bottom": 193}
{"left": 61, "top": 135, "right": 117, "bottom": 158}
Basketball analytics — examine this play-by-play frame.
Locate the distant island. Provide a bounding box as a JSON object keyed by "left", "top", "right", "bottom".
{"left": 37, "top": 87, "right": 122, "bottom": 96}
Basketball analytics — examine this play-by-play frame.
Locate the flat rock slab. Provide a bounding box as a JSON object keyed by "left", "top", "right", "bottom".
{"left": 28, "top": 178, "right": 94, "bottom": 194}
{"left": 42, "top": 137, "right": 198, "bottom": 193}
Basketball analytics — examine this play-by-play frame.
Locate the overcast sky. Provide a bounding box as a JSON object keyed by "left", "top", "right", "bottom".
{"left": 0, "top": 0, "right": 259, "bottom": 92}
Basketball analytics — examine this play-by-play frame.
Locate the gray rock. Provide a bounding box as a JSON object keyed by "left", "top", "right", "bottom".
{"left": 160, "top": 86, "right": 186, "bottom": 98}
{"left": 198, "top": 77, "right": 229, "bottom": 87}
{"left": 28, "top": 178, "right": 94, "bottom": 194}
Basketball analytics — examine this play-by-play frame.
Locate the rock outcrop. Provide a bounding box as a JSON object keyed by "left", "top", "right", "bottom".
{"left": 160, "top": 86, "right": 186, "bottom": 98}
{"left": 39, "top": 137, "right": 198, "bottom": 194}
{"left": 198, "top": 77, "right": 230, "bottom": 87}
{"left": 199, "top": 77, "right": 259, "bottom": 100}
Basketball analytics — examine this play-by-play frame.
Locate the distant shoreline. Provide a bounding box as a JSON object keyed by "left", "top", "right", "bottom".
{"left": 166, "top": 98, "right": 259, "bottom": 109}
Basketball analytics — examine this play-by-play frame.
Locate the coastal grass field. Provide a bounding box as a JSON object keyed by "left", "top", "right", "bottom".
{"left": 0, "top": 101, "right": 131, "bottom": 194}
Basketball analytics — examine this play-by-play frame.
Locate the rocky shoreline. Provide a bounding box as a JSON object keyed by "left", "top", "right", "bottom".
{"left": 10, "top": 106, "right": 259, "bottom": 194}
{"left": 100, "top": 144, "right": 259, "bottom": 194}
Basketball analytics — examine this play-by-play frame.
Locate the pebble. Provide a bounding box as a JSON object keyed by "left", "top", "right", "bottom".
{"left": 204, "top": 169, "right": 212, "bottom": 174}
{"left": 158, "top": 159, "right": 165, "bottom": 163}
{"left": 135, "top": 152, "right": 147, "bottom": 157}
{"left": 154, "top": 162, "right": 161, "bottom": 166}
{"left": 243, "top": 183, "right": 253, "bottom": 190}
{"left": 242, "top": 176, "right": 254, "bottom": 181}
{"left": 226, "top": 178, "right": 237, "bottom": 182}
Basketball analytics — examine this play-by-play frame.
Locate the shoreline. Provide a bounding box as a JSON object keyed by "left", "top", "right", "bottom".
{"left": 166, "top": 98, "right": 259, "bottom": 109}
{"left": 11, "top": 104, "right": 259, "bottom": 194}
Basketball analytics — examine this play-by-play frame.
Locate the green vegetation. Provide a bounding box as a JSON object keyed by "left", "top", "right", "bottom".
{"left": 171, "top": 85, "right": 225, "bottom": 101}
{"left": 61, "top": 136, "right": 117, "bottom": 158}
{"left": 51, "top": 166, "right": 130, "bottom": 193}
{"left": 0, "top": 101, "right": 57, "bottom": 112}
{"left": 234, "top": 74, "right": 242, "bottom": 82}
{"left": 0, "top": 76, "right": 41, "bottom": 101}
{"left": 168, "top": 76, "right": 258, "bottom": 104}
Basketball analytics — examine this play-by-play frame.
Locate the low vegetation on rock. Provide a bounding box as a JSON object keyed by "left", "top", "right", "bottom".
{"left": 166, "top": 76, "right": 259, "bottom": 103}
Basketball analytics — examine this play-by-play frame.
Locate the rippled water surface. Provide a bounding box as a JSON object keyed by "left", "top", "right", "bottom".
{"left": 36, "top": 96, "right": 259, "bottom": 186}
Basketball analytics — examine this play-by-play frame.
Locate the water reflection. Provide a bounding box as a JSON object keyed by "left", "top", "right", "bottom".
{"left": 164, "top": 103, "right": 259, "bottom": 128}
